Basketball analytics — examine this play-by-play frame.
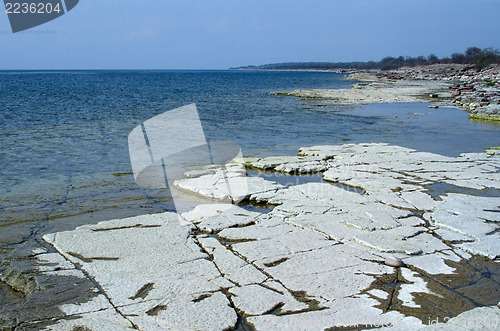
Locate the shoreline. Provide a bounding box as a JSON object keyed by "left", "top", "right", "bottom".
{"left": 270, "top": 64, "right": 500, "bottom": 120}
{"left": 272, "top": 78, "right": 452, "bottom": 105}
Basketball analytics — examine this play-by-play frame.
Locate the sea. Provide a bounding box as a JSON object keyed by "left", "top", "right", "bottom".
{"left": 1, "top": 70, "right": 500, "bottom": 322}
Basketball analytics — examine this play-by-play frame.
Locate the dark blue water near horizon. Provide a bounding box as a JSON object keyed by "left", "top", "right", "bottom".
{"left": 0, "top": 69, "right": 499, "bottom": 244}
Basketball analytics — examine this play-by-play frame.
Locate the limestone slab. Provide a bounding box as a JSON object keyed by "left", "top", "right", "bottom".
{"left": 229, "top": 282, "right": 306, "bottom": 316}
{"left": 182, "top": 204, "right": 261, "bottom": 233}
{"left": 43, "top": 213, "right": 238, "bottom": 330}
{"left": 197, "top": 236, "right": 267, "bottom": 286}
{"left": 40, "top": 309, "right": 134, "bottom": 331}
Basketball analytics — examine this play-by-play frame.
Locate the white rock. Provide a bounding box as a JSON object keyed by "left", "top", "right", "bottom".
{"left": 119, "top": 292, "right": 237, "bottom": 331}
{"left": 43, "top": 213, "right": 238, "bottom": 330}
{"left": 434, "top": 228, "right": 475, "bottom": 243}
{"left": 458, "top": 238, "right": 500, "bottom": 259}
{"left": 183, "top": 168, "right": 217, "bottom": 178}
{"left": 41, "top": 309, "right": 134, "bottom": 330}
{"left": 398, "top": 268, "right": 429, "bottom": 308}
{"left": 175, "top": 171, "right": 283, "bottom": 203}
{"left": 260, "top": 280, "right": 309, "bottom": 312}
{"left": 181, "top": 203, "right": 235, "bottom": 222}
{"left": 197, "top": 236, "right": 267, "bottom": 285}
{"left": 421, "top": 305, "right": 500, "bottom": 330}
{"left": 430, "top": 209, "right": 497, "bottom": 239}
{"left": 275, "top": 161, "right": 327, "bottom": 174}
{"left": 36, "top": 253, "right": 76, "bottom": 272}
{"left": 385, "top": 256, "right": 405, "bottom": 267}
{"left": 59, "top": 294, "right": 114, "bottom": 316}
{"left": 182, "top": 204, "right": 261, "bottom": 233}
{"left": 229, "top": 283, "right": 305, "bottom": 316}
{"left": 354, "top": 227, "right": 426, "bottom": 255}
{"left": 404, "top": 253, "right": 456, "bottom": 275}
{"left": 248, "top": 296, "right": 420, "bottom": 330}
{"left": 287, "top": 211, "right": 365, "bottom": 242}
{"left": 400, "top": 190, "right": 437, "bottom": 211}
{"left": 368, "top": 288, "right": 390, "bottom": 300}
{"left": 250, "top": 155, "right": 326, "bottom": 173}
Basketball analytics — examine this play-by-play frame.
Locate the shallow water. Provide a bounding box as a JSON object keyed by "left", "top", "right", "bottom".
{"left": 1, "top": 70, "right": 500, "bottom": 323}
{"left": 425, "top": 182, "right": 500, "bottom": 199}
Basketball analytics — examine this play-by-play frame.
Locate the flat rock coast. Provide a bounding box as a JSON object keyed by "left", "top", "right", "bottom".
{"left": 272, "top": 64, "right": 500, "bottom": 121}
{"left": 11, "top": 143, "right": 499, "bottom": 330}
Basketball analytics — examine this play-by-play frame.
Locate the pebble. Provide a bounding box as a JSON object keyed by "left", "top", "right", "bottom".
{"left": 384, "top": 256, "right": 405, "bottom": 267}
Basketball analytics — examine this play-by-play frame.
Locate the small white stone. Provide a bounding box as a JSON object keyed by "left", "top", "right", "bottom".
{"left": 384, "top": 256, "right": 405, "bottom": 267}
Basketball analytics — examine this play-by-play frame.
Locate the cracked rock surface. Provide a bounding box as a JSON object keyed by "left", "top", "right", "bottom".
{"left": 36, "top": 143, "right": 499, "bottom": 330}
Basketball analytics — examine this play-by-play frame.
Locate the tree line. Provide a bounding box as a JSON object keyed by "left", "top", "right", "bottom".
{"left": 232, "top": 47, "right": 500, "bottom": 71}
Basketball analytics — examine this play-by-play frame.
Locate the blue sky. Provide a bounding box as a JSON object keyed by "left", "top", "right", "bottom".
{"left": 1, "top": 0, "right": 500, "bottom": 69}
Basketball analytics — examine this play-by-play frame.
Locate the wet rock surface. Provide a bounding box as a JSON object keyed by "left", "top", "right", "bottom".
{"left": 14, "top": 143, "right": 500, "bottom": 330}
{"left": 174, "top": 163, "right": 283, "bottom": 204}
{"left": 271, "top": 80, "right": 451, "bottom": 105}
{"left": 273, "top": 63, "right": 500, "bottom": 121}
{"left": 379, "top": 64, "right": 500, "bottom": 121}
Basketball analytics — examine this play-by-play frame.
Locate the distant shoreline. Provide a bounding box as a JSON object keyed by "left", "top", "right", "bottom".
{"left": 230, "top": 67, "right": 363, "bottom": 74}
{"left": 269, "top": 63, "right": 500, "bottom": 121}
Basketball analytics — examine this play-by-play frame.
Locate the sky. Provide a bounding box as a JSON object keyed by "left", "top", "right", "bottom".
{"left": 1, "top": 0, "right": 500, "bottom": 70}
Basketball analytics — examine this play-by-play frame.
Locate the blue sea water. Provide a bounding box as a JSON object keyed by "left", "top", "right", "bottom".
{"left": 0, "top": 70, "right": 348, "bottom": 194}
{"left": 0, "top": 70, "right": 499, "bottom": 246}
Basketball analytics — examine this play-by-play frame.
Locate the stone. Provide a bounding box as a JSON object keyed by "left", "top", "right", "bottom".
{"left": 404, "top": 252, "right": 457, "bottom": 275}
{"left": 248, "top": 296, "right": 419, "bottom": 330}
{"left": 274, "top": 161, "right": 327, "bottom": 174}
{"left": 248, "top": 155, "right": 327, "bottom": 174}
{"left": 354, "top": 227, "right": 426, "bottom": 255}
{"left": 385, "top": 256, "right": 405, "bottom": 267}
{"left": 429, "top": 209, "right": 496, "bottom": 239}
{"left": 0, "top": 268, "right": 40, "bottom": 296}
{"left": 298, "top": 145, "right": 343, "bottom": 158}
{"left": 434, "top": 228, "right": 475, "bottom": 243}
{"left": 30, "top": 309, "right": 134, "bottom": 330}
{"left": 399, "top": 190, "right": 437, "bottom": 211}
{"left": 229, "top": 283, "right": 306, "bottom": 316}
{"left": 260, "top": 280, "right": 309, "bottom": 312}
{"left": 197, "top": 236, "right": 267, "bottom": 286}
{"left": 286, "top": 211, "right": 366, "bottom": 242}
{"left": 35, "top": 253, "right": 76, "bottom": 272}
{"left": 58, "top": 294, "right": 114, "bottom": 316}
{"left": 174, "top": 167, "right": 283, "bottom": 203}
{"left": 182, "top": 204, "right": 261, "bottom": 233}
{"left": 223, "top": 227, "right": 334, "bottom": 263}
{"left": 421, "top": 305, "right": 500, "bottom": 330}
{"left": 119, "top": 292, "right": 238, "bottom": 331}
{"left": 183, "top": 168, "right": 217, "bottom": 179}
{"left": 181, "top": 203, "right": 235, "bottom": 223}
{"left": 458, "top": 238, "right": 500, "bottom": 259}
